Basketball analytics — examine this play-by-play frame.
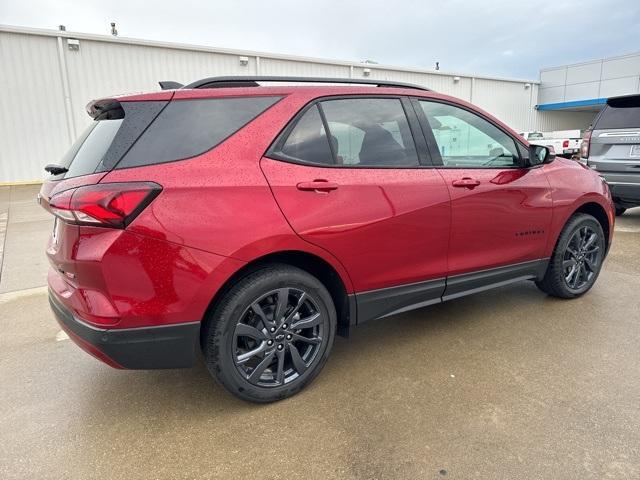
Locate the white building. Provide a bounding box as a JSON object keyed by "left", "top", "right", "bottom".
{"left": 538, "top": 52, "right": 640, "bottom": 113}
{"left": 0, "top": 24, "right": 629, "bottom": 183}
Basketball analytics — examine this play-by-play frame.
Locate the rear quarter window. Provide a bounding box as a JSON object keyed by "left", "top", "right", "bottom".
{"left": 116, "top": 96, "right": 282, "bottom": 169}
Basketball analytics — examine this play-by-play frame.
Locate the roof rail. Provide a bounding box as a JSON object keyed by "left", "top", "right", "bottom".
{"left": 182, "top": 76, "right": 430, "bottom": 91}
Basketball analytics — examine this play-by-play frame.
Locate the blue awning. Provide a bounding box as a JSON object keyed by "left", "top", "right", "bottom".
{"left": 536, "top": 98, "right": 608, "bottom": 111}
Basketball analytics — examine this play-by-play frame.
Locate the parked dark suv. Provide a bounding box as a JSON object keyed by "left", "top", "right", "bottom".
{"left": 40, "top": 76, "right": 614, "bottom": 402}
{"left": 581, "top": 94, "right": 640, "bottom": 215}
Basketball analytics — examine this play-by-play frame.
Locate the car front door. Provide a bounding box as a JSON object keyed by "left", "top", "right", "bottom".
{"left": 261, "top": 96, "right": 451, "bottom": 323}
{"left": 413, "top": 98, "right": 553, "bottom": 297}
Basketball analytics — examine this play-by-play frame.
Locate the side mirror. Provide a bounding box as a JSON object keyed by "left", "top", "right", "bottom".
{"left": 528, "top": 145, "right": 555, "bottom": 166}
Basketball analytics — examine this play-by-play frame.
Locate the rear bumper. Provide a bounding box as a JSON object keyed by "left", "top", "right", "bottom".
{"left": 49, "top": 291, "right": 200, "bottom": 369}
{"left": 601, "top": 174, "right": 640, "bottom": 205}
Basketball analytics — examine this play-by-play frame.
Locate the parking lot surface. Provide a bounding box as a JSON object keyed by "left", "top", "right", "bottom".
{"left": 1, "top": 185, "right": 638, "bottom": 479}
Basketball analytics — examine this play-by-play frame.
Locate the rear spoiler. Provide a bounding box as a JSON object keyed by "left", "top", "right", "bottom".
{"left": 86, "top": 98, "right": 124, "bottom": 120}
{"left": 159, "top": 81, "right": 184, "bottom": 90}
{"left": 607, "top": 94, "right": 640, "bottom": 108}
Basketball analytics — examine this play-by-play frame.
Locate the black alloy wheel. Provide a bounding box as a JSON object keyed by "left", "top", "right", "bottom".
{"left": 562, "top": 225, "right": 602, "bottom": 291}
{"left": 233, "top": 288, "right": 326, "bottom": 387}
{"left": 536, "top": 213, "right": 606, "bottom": 298}
{"left": 203, "top": 265, "right": 336, "bottom": 402}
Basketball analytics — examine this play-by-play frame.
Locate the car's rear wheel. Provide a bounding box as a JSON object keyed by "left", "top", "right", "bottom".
{"left": 203, "top": 265, "right": 336, "bottom": 402}
{"left": 536, "top": 213, "right": 605, "bottom": 299}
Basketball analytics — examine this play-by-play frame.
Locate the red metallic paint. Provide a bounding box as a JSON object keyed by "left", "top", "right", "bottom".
{"left": 46, "top": 225, "right": 245, "bottom": 328}
{"left": 260, "top": 158, "right": 450, "bottom": 291}
{"left": 540, "top": 158, "right": 615, "bottom": 256}
{"left": 41, "top": 85, "right": 614, "bottom": 355}
{"left": 437, "top": 166, "right": 553, "bottom": 276}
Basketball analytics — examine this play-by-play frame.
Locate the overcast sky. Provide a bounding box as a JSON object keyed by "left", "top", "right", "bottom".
{"left": 2, "top": 0, "right": 639, "bottom": 79}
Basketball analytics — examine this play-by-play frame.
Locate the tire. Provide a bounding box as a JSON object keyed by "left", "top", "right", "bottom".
{"left": 536, "top": 213, "right": 605, "bottom": 299}
{"left": 615, "top": 205, "right": 626, "bottom": 217}
{"left": 203, "top": 264, "right": 336, "bottom": 403}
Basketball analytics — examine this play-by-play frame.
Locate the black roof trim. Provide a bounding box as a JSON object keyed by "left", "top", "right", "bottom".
{"left": 182, "top": 76, "right": 430, "bottom": 91}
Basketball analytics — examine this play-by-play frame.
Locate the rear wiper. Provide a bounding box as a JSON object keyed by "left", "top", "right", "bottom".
{"left": 44, "top": 164, "right": 69, "bottom": 175}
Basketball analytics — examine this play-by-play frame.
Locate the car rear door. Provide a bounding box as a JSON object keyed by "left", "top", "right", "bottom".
{"left": 261, "top": 96, "right": 451, "bottom": 323}
{"left": 412, "top": 98, "right": 553, "bottom": 296}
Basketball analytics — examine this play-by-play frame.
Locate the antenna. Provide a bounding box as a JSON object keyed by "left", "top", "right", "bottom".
{"left": 110, "top": 22, "right": 118, "bottom": 36}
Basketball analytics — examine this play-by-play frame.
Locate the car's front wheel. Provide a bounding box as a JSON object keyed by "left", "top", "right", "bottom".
{"left": 536, "top": 213, "right": 606, "bottom": 298}
{"left": 203, "top": 265, "right": 336, "bottom": 402}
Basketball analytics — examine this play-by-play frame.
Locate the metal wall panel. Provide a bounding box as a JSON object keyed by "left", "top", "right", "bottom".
{"left": 565, "top": 61, "right": 602, "bottom": 84}
{"left": 538, "top": 85, "right": 566, "bottom": 104}
{"left": 259, "top": 58, "right": 349, "bottom": 77}
{"left": 539, "top": 68, "right": 567, "bottom": 87}
{"left": 64, "top": 40, "right": 258, "bottom": 135}
{"left": 533, "top": 110, "right": 596, "bottom": 132}
{"left": 539, "top": 52, "right": 640, "bottom": 107}
{"left": 602, "top": 54, "right": 640, "bottom": 79}
{"left": 600, "top": 77, "right": 640, "bottom": 98}
{"left": 472, "top": 78, "right": 535, "bottom": 132}
{"left": 364, "top": 68, "right": 473, "bottom": 99}
{"left": 564, "top": 82, "right": 600, "bottom": 102}
{"left": 2, "top": 25, "right": 600, "bottom": 183}
{"left": 0, "top": 32, "right": 70, "bottom": 182}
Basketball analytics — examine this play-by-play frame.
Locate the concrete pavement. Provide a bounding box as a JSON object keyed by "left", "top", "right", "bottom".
{"left": 0, "top": 185, "right": 638, "bottom": 479}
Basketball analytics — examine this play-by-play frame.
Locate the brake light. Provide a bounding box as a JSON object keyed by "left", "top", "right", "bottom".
{"left": 562, "top": 139, "right": 569, "bottom": 149}
{"left": 580, "top": 130, "right": 592, "bottom": 159}
{"left": 47, "top": 182, "right": 161, "bottom": 228}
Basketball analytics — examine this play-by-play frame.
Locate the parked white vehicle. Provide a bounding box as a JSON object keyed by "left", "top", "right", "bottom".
{"left": 519, "top": 130, "right": 582, "bottom": 158}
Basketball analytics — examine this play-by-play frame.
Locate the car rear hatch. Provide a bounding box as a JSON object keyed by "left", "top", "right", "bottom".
{"left": 40, "top": 93, "right": 173, "bottom": 318}
{"left": 587, "top": 95, "right": 640, "bottom": 180}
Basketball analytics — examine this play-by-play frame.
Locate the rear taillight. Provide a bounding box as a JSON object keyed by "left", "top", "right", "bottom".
{"left": 562, "top": 139, "right": 569, "bottom": 149}
{"left": 580, "top": 130, "right": 592, "bottom": 159}
{"left": 47, "top": 182, "right": 161, "bottom": 228}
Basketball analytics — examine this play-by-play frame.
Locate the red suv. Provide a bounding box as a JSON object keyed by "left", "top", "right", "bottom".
{"left": 40, "top": 76, "right": 614, "bottom": 402}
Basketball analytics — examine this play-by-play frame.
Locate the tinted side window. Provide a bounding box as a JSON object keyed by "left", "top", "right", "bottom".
{"left": 280, "top": 105, "right": 334, "bottom": 165}
{"left": 321, "top": 98, "right": 419, "bottom": 167}
{"left": 117, "top": 96, "right": 281, "bottom": 169}
{"left": 420, "top": 101, "right": 520, "bottom": 168}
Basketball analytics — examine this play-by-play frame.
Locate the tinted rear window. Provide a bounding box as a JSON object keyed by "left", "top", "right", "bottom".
{"left": 117, "top": 96, "right": 282, "bottom": 169}
{"left": 54, "top": 101, "right": 167, "bottom": 179}
{"left": 596, "top": 99, "right": 640, "bottom": 129}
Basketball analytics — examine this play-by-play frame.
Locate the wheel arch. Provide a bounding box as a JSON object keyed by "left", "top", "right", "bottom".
{"left": 573, "top": 201, "right": 611, "bottom": 253}
{"left": 200, "top": 250, "right": 354, "bottom": 347}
